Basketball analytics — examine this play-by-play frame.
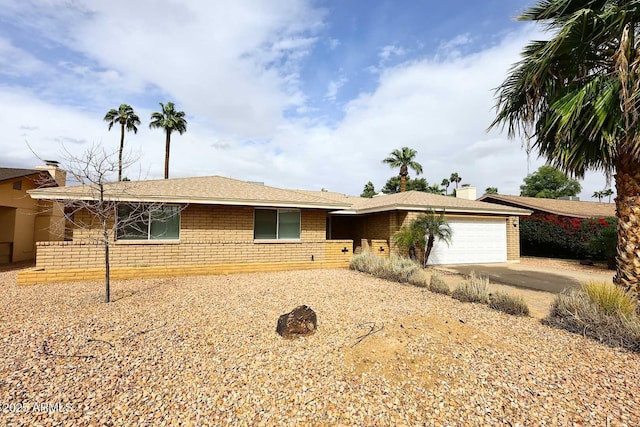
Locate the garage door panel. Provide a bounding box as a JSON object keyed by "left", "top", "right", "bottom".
{"left": 427, "top": 218, "right": 506, "bottom": 265}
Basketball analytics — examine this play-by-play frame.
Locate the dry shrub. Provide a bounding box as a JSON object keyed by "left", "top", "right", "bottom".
{"left": 452, "top": 272, "right": 490, "bottom": 303}
{"left": 349, "top": 252, "right": 426, "bottom": 287}
{"left": 429, "top": 273, "right": 450, "bottom": 295}
{"left": 489, "top": 291, "right": 530, "bottom": 316}
{"left": 546, "top": 283, "right": 640, "bottom": 352}
{"left": 582, "top": 282, "right": 636, "bottom": 319}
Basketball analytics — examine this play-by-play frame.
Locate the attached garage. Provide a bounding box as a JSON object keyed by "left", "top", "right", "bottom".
{"left": 427, "top": 217, "right": 507, "bottom": 265}
{"left": 317, "top": 189, "right": 530, "bottom": 264}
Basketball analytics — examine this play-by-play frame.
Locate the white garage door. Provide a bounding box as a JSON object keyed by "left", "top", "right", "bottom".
{"left": 427, "top": 217, "right": 507, "bottom": 265}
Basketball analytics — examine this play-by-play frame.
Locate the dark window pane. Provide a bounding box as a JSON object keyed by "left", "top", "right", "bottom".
{"left": 150, "top": 206, "right": 180, "bottom": 240}
{"left": 117, "top": 205, "right": 149, "bottom": 240}
{"left": 254, "top": 209, "right": 277, "bottom": 239}
{"left": 278, "top": 210, "right": 300, "bottom": 239}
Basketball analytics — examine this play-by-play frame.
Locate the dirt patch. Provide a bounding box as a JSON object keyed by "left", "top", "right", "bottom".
{"left": 520, "top": 256, "right": 611, "bottom": 273}
{"left": 344, "top": 314, "right": 513, "bottom": 389}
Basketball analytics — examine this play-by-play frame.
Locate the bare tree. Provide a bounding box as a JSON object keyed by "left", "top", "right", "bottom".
{"left": 33, "top": 144, "right": 183, "bottom": 302}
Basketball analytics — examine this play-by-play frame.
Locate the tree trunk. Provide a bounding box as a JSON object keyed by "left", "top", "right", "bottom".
{"left": 104, "top": 231, "right": 110, "bottom": 303}
{"left": 614, "top": 151, "right": 640, "bottom": 300}
{"left": 118, "top": 123, "right": 125, "bottom": 182}
{"left": 424, "top": 235, "right": 434, "bottom": 267}
{"left": 164, "top": 130, "right": 171, "bottom": 179}
{"left": 399, "top": 165, "right": 408, "bottom": 192}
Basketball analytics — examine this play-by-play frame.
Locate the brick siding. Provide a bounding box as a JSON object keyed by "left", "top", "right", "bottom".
{"left": 18, "top": 204, "right": 353, "bottom": 285}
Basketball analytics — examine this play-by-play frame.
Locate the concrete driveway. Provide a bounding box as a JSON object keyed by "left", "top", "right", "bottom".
{"left": 440, "top": 262, "right": 615, "bottom": 294}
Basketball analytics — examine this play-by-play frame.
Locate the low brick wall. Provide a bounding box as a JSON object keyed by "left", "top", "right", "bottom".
{"left": 18, "top": 239, "right": 353, "bottom": 285}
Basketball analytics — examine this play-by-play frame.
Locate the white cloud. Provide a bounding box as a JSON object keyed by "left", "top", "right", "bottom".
{"left": 438, "top": 33, "right": 474, "bottom": 52}
{"left": 0, "top": 5, "right": 611, "bottom": 201}
{"left": 0, "top": 0, "right": 323, "bottom": 138}
{"left": 0, "top": 38, "right": 45, "bottom": 76}
{"left": 324, "top": 77, "right": 348, "bottom": 101}
{"left": 378, "top": 44, "right": 407, "bottom": 61}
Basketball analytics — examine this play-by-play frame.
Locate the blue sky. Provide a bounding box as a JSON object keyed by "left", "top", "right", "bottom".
{"left": 0, "top": 0, "right": 613, "bottom": 200}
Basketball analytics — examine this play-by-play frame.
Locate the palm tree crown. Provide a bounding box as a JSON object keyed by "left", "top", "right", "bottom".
{"left": 441, "top": 178, "right": 450, "bottom": 195}
{"left": 412, "top": 211, "right": 452, "bottom": 267}
{"left": 149, "top": 102, "right": 187, "bottom": 179}
{"left": 382, "top": 147, "right": 423, "bottom": 192}
{"left": 449, "top": 172, "right": 462, "bottom": 189}
{"left": 490, "top": 0, "right": 640, "bottom": 296}
{"left": 104, "top": 104, "right": 140, "bottom": 181}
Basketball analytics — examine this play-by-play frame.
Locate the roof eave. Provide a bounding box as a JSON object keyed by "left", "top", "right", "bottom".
{"left": 27, "top": 190, "right": 350, "bottom": 210}
{"left": 353, "top": 204, "right": 530, "bottom": 216}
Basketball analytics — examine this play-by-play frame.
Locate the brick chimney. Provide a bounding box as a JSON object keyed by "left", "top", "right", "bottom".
{"left": 35, "top": 160, "right": 66, "bottom": 187}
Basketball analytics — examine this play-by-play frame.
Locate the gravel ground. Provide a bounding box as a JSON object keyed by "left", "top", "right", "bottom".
{"left": 1, "top": 267, "right": 639, "bottom": 426}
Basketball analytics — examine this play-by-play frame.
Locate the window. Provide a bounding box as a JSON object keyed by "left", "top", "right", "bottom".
{"left": 12, "top": 181, "right": 22, "bottom": 190}
{"left": 254, "top": 209, "right": 300, "bottom": 240}
{"left": 116, "top": 205, "right": 180, "bottom": 241}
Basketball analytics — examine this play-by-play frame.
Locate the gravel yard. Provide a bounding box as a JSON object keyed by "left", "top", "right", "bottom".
{"left": 1, "top": 267, "right": 639, "bottom": 426}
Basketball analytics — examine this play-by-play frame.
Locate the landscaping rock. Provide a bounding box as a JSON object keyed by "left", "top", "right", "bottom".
{"left": 580, "top": 258, "right": 594, "bottom": 266}
{"left": 276, "top": 305, "right": 317, "bottom": 338}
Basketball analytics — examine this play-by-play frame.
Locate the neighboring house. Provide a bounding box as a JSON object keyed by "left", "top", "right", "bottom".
{"left": 477, "top": 194, "right": 615, "bottom": 219}
{"left": 19, "top": 178, "right": 529, "bottom": 284}
{"left": 0, "top": 164, "right": 66, "bottom": 264}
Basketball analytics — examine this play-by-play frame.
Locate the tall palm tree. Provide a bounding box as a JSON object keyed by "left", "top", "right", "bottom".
{"left": 593, "top": 190, "right": 604, "bottom": 202}
{"left": 104, "top": 104, "right": 140, "bottom": 181}
{"left": 449, "top": 172, "right": 462, "bottom": 189}
{"left": 441, "top": 178, "right": 450, "bottom": 195}
{"left": 490, "top": 0, "right": 640, "bottom": 297}
{"left": 603, "top": 188, "right": 615, "bottom": 203}
{"left": 382, "top": 147, "right": 423, "bottom": 192}
{"left": 149, "top": 102, "right": 188, "bottom": 179}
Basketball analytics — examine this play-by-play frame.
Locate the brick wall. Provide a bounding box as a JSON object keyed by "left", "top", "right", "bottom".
{"left": 506, "top": 215, "right": 520, "bottom": 262}
{"left": 20, "top": 204, "right": 352, "bottom": 284}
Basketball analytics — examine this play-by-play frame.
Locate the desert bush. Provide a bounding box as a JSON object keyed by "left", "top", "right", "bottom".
{"left": 429, "top": 273, "right": 450, "bottom": 295}
{"left": 582, "top": 282, "right": 637, "bottom": 319}
{"left": 546, "top": 283, "right": 640, "bottom": 352}
{"left": 488, "top": 291, "right": 530, "bottom": 316}
{"left": 452, "top": 272, "right": 489, "bottom": 303}
{"left": 349, "top": 252, "right": 426, "bottom": 287}
{"left": 349, "top": 252, "right": 384, "bottom": 274}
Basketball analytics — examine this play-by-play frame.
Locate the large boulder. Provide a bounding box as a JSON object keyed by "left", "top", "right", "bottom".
{"left": 276, "top": 305, "right": 317, "bottom": 339}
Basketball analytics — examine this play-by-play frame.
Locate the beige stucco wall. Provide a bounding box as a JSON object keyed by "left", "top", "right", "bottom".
{"left": 0, "top": 175, "right": 65, "bottom": 262}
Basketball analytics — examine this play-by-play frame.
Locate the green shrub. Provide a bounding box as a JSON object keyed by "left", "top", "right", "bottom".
{"left": 520, "top": 214, "right": 616, "bottom": 260}
{"left": 546, "top": 285, "right": 640, "bottom": 352}
{"left": 452, "top": 272, "right": 489, "bottom": 303}
{"left": 349, "top": 252, "right": 426, "bottom": 287}
{"left": 488, "top": 291, "right": 530, "bottom": 316}
{"left": 583, "top": 282, "right": 637, "bottom": 319}
{"left": 588, "top": 219, "right": 617, "bottom": 269}
{"left": 429, "top": 273, "right": 450, "bottom": 295}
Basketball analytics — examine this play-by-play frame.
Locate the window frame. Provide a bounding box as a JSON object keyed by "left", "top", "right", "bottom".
{"left": 116, "top": 204, "right": 181, "bottom": 242}
{"left": 253, "top": 208, "right": 301, "bottom": 241}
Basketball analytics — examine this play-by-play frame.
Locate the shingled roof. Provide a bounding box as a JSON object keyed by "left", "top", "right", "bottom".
{"left": 478, "top": 194, "right": 615, "bottom": 219}
{"left": 0, "top": 168, "right": 45, "bottom": 182}
{"left": 29, "top": 176, "right": 532, "bottom": 215}
{"left": 28, "top": 175, "right": 351, "bottom": 210}
{"left": 295, "top": 190, "right": 530, "bottom": 215}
